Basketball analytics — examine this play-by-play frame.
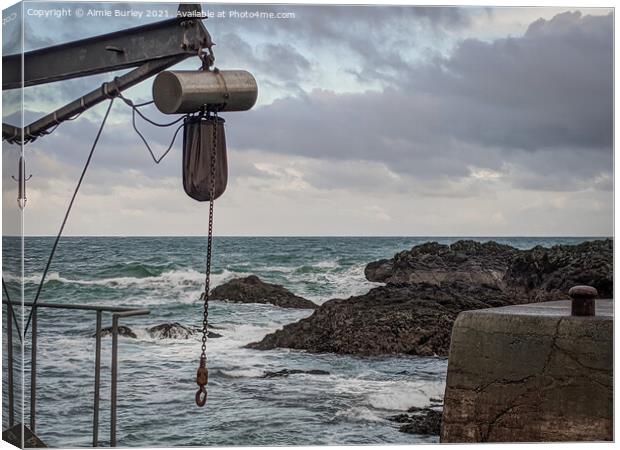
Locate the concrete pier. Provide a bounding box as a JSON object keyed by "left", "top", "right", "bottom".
{"left": 441, "top": 300, "right": 613, "bottom": 442}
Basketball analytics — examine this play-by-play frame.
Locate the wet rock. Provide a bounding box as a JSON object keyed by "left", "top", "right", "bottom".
{"left": 261, "top": 369, "right": 330, "bottom": 378}
{"left": 211, "top": 275, "right": 318, "bottom": 309}
{"left": 365, "top": 240, "right": 517, "bottom": 288}
{"left": 407, "top": 406, "right": 426, "bottom": 413}
{"left": 148, "top": 322, "right": 199, "bottom": 339}
{"left": 247, "top": 281, "right": 516, "bottom": 356}
{"left": 389, "top": 413, "right": 411, "bottom": 423}
{"left": 147, "top": 323, "right": 222, "bottom": 339}
{"left": 366, "top": 239, "right": 613, "bottom": 301}
{"left": 249, "top": 240, "right": 612, "bottom": 357}
{"left": 396, "top": 409, "right": 442, "bottom": 435}
{"left": 504, "top": 239, "right": 613, "bottom": 300}
{"left": 94, "top": 326, "right": 136, "bottom": 339}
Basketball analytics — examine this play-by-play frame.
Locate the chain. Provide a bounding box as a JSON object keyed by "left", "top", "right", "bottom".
{"left": 195, "top": 111, "right": 218, "bottom": 407}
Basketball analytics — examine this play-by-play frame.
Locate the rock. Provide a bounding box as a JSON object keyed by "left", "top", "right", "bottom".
{"left": 365, "top": 240, "right": 517, "bottom": 288}
{"left": 364, "top": 258, "right": 393, "bottom": 283}
{"left": 211, "top": 275, "right": 318, "bottom": 309}
{"left": 247, "top": 281, "right": 517, "bottom": 356}
{"left": 147, "top": 322, "right": 222, "bottom": 339}
{"left": 365, "top": 239, "right": 613, "bottom": 301}
{"left": 407, "top": 406, "right": 426, "bottom": 413}
{"left": 147, "top": 322, "right": 198, "bottom": 339}
{"left": 249, "top": 239, "right": 612, "bottom": 357}
{"left": 504, "top": 239, "right": 613, "bottom": 300}
{"left": 389, "top": 413, "right": 411, "bottom": 423}
{"left": 261, "top": 369, "right": 330, "bottom": 378}
{"left": 396, "top": 409, "right": 443, "bottom": 435}
{"left": 94, "top": 326, "right": 136, "bottom": 339}
{"left": 389, "top": 405, "right": 443, "bottom": 436}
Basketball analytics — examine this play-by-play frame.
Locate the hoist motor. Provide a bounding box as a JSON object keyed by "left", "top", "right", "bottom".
{"left": 153, "top": 70, "right": 258, "bottom": 114}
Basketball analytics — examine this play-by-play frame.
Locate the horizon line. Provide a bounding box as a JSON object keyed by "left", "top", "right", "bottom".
{"left": 7, "top": 234, "right": 613, "bottom": 238}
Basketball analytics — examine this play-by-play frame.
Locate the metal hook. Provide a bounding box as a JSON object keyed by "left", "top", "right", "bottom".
{"left": 195, "top": 386, "right": 207, "bottom": 407}
{"left": 195, "top": 356, "right": 209, "bottom": 407}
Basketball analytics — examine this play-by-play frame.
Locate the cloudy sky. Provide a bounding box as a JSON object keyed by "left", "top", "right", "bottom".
{"left": 2, "top": 3, "right": 613, "bottom": 236}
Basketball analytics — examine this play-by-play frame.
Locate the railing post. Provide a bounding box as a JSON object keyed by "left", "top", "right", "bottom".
{"left": 110, "top": 315, "right": 119, "bottom": 447}
{"left": 7, "top": 303, "right": 15, "bottom": 427}
{"left": 30, "top": 307, "right": 37, "bottom": 432}
{"left": 92, "top": 310, "right": 102, "bottom": 447}
{"left": 1, "top": 300, "right": 148, "bottom": 445}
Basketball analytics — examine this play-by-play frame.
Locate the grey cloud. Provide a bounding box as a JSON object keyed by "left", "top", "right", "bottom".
{"left": 203, "top": 5, "right": 473, "bottom": 88}
{"left": 227, "top": 11, "right": 612, "bottom": 192}
{"left": 217, "top": 33, "right": 311, "bottom": 84}
{"left": 413, "top": 11, "right": 613, "bottom": 151}
{"left": 15, "top": 8, "right": 613, "bottom": 205}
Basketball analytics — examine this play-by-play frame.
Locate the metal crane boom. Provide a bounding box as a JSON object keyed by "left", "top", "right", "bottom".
{"left": 2, "top": 3, "right": 210, "bottom": 144}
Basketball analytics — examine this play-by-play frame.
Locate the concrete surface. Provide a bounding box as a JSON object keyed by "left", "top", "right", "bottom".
{"left": 441, "top": 299, "right": 613, "bottom": 442}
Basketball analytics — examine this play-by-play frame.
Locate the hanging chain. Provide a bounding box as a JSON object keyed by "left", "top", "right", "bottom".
{"left": 195, "top": 110, "right": 219, "bottom": 407}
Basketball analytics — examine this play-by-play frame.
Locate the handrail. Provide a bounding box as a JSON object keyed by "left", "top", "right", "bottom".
{"left": 14, "top": 300, "right": 150, "bottom": 313}
{"left": 2, "top": 299, "right": 150, "bottom": 447}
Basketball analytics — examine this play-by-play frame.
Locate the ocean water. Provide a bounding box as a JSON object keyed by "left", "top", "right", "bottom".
{"left": 2, "top": 236, "right": 599, "bottom": 447}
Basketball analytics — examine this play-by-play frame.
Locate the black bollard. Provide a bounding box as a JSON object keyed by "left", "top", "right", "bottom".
{"left": 568, "top": 285, "right": 597, "bottom": 317}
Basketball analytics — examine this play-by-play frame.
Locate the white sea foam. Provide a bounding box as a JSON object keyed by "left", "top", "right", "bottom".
{"left": 16, "top": 268, "right": 235, "bottom": 291}
{"left": 367, "top": 381, "right": 445, "bottom": 411}
{"left": 289, "top": 263, "right": 381, "bottom": 304}
{"left": 335, "top": 406, "right": 386, "bottom": 423}
{"left": 219, "top": 368, "right": 264, "bottom": 378}
{"left": 314, "top": 260, "right": 339, "bottom": 269}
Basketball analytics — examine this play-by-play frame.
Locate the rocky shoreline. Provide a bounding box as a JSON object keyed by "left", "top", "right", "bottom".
{"left": 246, "top": 239, "right": 612, "bottom": 357}
{"left": 98, "top": 239, "right": 612, "bottom": 359}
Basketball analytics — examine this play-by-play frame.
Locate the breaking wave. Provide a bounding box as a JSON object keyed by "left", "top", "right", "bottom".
{"left": 17, "top": 268, "right": 235, "bottom": 290}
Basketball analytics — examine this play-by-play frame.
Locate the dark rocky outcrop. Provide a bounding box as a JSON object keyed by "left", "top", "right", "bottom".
{"left": 365, "top": 240, "right": 517, "bottom": 289}
{"left": 248, "top": 239, "right": 612, "bottom": 357}
{"left": 262, "top": 369, "right": 330, "bottom": 378}
{"left": 211, "top": 275, "right": 318, "bottom": 309}
{"left": 147, "top": 322, "right": 222, "bottom": 339}
{"left": 366, "top": 239, "right": 613, "bottom": 301}
{"left": 504, "top": 239, "right": 613, "bottom": 300}
{"left": 389, "top": 407, "right": 443, "bottom": 435}
{"left": 95, "top": 326, "right": 137, "bottom": 339}
{"left": 247, "top": 282, "right": 517, "bottom": 356}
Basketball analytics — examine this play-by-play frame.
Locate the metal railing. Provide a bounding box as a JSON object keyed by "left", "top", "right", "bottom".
{"left": 3, "top": 299, "right": 150, "bottom": 447}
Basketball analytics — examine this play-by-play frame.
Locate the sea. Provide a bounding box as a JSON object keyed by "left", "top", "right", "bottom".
{"left": 1, "top": 236, "right": 600, "bottom": 447}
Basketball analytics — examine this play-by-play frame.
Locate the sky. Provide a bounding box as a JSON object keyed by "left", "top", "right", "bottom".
{"left": 1, "top": 2, "right": 614, "bottom": 236}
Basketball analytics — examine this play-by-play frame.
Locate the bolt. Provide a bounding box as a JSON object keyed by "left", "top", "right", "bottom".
{"left": 568, "top": 285, "right": 597, "bottom": 317}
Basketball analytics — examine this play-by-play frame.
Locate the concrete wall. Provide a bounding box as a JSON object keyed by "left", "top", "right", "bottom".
{"left": 441, "top": 300, "right": 613, "bottom": 442}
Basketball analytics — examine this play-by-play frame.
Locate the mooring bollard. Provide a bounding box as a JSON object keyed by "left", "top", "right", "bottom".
{"left": 568, "top": 285, "right": 597, "bottom": 316}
